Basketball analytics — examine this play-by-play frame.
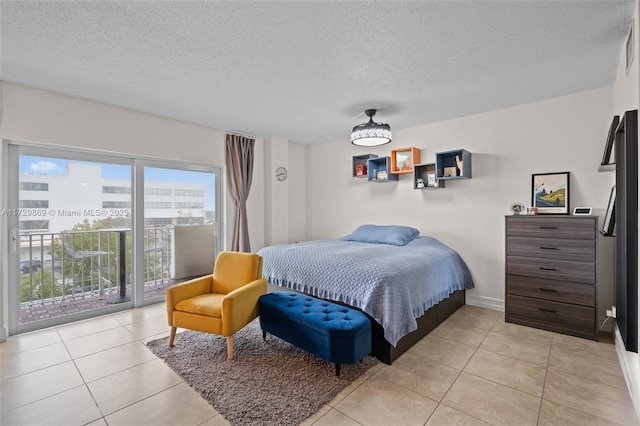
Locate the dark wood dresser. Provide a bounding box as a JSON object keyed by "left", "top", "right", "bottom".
{"left": 505, "top": 215, "right": 598, "bottom": 340}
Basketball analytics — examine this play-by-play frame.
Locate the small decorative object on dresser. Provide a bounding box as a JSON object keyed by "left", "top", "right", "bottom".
{"left": 531, "top": 172, "right": 570, "bottom": 214}
{"left": 573, "top": 207, "right": 592, "bottom": 215}
{"left": 505, "top": 215, "right": 598, "bottom": 340}
{"left": 509, "top": 202, "right": 526, "bottom": 215}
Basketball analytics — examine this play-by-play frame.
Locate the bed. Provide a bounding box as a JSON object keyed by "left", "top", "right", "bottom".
{"left": 256, "top": 225, "right": 475, "bottom": 364}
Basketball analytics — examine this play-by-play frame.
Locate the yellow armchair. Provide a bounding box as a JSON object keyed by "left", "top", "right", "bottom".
{"left": 166, "top": 251, "right": 267, "bottom": 359}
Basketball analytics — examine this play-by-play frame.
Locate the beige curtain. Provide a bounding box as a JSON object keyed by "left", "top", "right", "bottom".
{"left": 225, "top": 134, "right": 255, "bottom": 252}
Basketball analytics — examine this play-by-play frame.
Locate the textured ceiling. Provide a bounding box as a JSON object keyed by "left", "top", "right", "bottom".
{"left": 1, "top": 1, "right": 636, "bottom": 145}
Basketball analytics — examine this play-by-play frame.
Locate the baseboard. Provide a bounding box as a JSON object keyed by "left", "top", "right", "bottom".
{"left": 466, "top": 295, "right": 504, "bottom": 312}
{"left": 614, "top": 324, "right": 640, "bottom": 420}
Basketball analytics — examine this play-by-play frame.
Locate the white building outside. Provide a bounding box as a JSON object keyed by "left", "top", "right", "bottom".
{"left": 18, "top": 163, "right": 209, "bottom": 233}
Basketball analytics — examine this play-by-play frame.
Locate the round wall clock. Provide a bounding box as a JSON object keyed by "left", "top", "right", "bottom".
{"left": 275, "top": 166, "right": 288, "bottom": 182}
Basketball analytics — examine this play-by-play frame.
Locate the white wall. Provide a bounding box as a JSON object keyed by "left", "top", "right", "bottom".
{"left": 307, "top": 88, "right": 615, "bottom": 312}
{"left": 260, "top": 137, "right": 308, "bottom": 246}
{"left": 288, "top": 142, "right": 307, "bottom": 243}
{"left": 263, "top": 136, "right": 289, "bottom": 246}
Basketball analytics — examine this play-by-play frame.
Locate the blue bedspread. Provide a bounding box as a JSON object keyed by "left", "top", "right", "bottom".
{"left": 257, "top": 236, "right": 474, "bottom": 346}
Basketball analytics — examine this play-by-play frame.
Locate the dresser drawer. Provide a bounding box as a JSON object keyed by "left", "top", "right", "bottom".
{"left": 507, "top": 275, "right": 595, "bottom": 307}
{"left": 507, "top": 236, "right": 595, "bottom": 262}
{"left": 506, "top": 294, "right": 596, "bottom": 340}
{"left": 506, "top": 217, "right": 595, "bottom": 239}
{"left": 507, "top": 255, "right": 595, "bottom": 284}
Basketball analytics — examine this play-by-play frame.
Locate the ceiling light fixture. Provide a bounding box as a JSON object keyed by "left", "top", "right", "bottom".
{"left": 351, "top": 109, "right": 392, "bottom": 146}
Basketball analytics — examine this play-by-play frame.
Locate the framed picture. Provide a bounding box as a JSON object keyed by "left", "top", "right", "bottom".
{"left": 601, "top": 115, "right": 619, "bottom": 166}
{"left": 531, "top": 172, "right": 570, "bottom": 214}
{"left": 396, "top": 151, "right": 411, "bottom": 171}
{"left": 601, "top": 186, "right": 616, "bottom": 236}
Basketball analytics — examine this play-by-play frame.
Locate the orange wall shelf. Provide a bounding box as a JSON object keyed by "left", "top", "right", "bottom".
{"left": 390, "top": 147, "right": 420, "bottom": 174}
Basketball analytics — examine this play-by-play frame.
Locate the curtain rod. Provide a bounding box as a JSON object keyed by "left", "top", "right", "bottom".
{"left": 225, "top": 129, "right": 259, "bottom": 139}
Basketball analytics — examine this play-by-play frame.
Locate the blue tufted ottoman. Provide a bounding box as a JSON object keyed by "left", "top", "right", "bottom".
{"left": 259, "top": 292, "right": 372, "bottom": 376}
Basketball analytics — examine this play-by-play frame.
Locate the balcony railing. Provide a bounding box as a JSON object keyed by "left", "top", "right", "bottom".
{"left": 18, "top": 226, "right": 174, "bottom": 325}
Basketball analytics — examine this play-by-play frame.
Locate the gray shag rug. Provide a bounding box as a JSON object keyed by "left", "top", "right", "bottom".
{"left": 146, "top": 320, "right": 378, "bottom": 426}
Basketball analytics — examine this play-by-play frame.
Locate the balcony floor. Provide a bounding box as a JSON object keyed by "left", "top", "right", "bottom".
{"left": 19, "top": 279, "right": 178, "bottom": 326}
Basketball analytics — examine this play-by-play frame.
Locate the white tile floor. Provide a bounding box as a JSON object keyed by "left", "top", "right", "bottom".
{"left": 1, "top": 303, "right": 637, "bottom": 426}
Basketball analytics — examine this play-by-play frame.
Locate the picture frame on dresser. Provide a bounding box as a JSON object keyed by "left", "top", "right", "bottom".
{"left": 531, "top": 172, "right": 570, "bottom": 214}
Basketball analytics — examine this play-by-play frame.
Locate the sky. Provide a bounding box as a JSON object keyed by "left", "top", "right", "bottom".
{"left": 19, "top": 156, "right": 216, "bottom": 210}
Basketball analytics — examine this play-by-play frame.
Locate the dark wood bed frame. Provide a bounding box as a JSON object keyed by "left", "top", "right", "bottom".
{"left": 369, "top": 289, "right": 465, "bottom": 364}
{"left": 328, "top": 289, "right": 466, "bottom": 365}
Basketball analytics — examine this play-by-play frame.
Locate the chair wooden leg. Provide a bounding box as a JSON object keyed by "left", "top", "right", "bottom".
{"left": 226, "top": 335, "right": 234, "bottom": 360}
{"left": 168, "top": 327, "right": 176, "bottom": 347}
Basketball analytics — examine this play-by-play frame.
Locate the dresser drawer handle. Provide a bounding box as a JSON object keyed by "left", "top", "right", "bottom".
{"left": 539, "top": 226, "right": 557, "bottom": 230}
{"left": 539, "top": 288, "right": 557, "bottom": 292}
{"left": 539, "top": 246, "right": 557, "bottom": 250}
{"left": 539, "top": 267, "right": 557, "bottom": 271}
{"left": 539, "top": 308, "right": 557, "bottom": 314}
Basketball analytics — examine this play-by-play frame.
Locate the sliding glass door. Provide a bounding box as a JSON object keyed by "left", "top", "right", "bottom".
{"left": 137, "top": 163, "right": 220, "bottom": 304}
{"left": 5, "top": 142, "right": 222, "bottom": 334}
{"left": 6, "top": 144, "right": 133, "bottom": 333}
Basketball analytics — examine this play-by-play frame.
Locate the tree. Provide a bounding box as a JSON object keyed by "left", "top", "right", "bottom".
{"left": 21, "top": 269, "right": 59, "bottom": 302}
